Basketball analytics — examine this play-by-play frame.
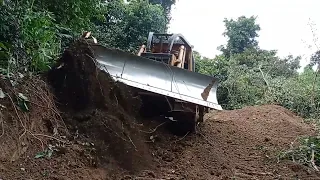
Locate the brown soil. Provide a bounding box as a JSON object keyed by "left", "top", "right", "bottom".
{"left": 1, "top": 40, "right": 320, "bottom": 180}
{"left": 141, "top": 105, "right": 320, "bottom": 179}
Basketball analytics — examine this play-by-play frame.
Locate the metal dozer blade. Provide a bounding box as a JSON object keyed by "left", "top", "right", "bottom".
{"left": 92, "top": 32, "right": 222, "bottom": 133}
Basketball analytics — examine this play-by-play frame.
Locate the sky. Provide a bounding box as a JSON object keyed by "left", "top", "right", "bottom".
{"left": 168, "top": 0, "right": 320, "bottom": 69}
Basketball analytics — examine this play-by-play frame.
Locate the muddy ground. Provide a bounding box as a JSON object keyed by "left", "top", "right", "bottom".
{"left": 0, "top": 40, "right": 319, "bottom": 180}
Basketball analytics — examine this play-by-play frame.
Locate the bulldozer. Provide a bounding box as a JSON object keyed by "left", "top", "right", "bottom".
{"left": 90, "top": 32, "right": 222, "bottom": 132}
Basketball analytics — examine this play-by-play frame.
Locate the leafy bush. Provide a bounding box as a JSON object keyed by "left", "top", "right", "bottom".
{"left": 195, "top": 47, "right": 319, "bottom": 120}
{"left": 0, "top": 1, "right": 26, "bottom": 72}
{"left": 21, "top": 10, "right": 61, "bottom": 72}
{"left": 279, "top": 135, "right": 320, "bottom": 170}
{"left": 270, "top": 68, "right": 320, "bottom": 119}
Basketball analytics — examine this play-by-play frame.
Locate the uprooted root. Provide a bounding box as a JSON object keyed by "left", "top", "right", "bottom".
{"left": 0, "top": 74, "right": 67, "bottom": 162}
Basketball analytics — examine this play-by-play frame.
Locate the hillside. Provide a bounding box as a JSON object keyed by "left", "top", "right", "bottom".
{"left": 0, "top": 41, "right": 319, "bottom": 180}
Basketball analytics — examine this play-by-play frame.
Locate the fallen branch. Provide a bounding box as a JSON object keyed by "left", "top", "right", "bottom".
{"left": 172, "top": 131, "right": 189, "bottom": 144}
{"left": 6, "top": 92, "right": 27, "bottom": 141}
{"left": 102, "top": 121, "right": 128, "bottom": 143}
{"left": 28, "top": 131, "right": 45, "bottom": 150}
{"left": 140, "top": 122, "right": 166, "bottom": 134}
{"left": 258, "top": 65, "right": 271, "bottom": 92}
{"left": 311, "top": 149, "right": 319, "bottom": 171}
{"left": 126, "top": 133, "right": 137, "bottom": 151}
{"left": 196, "top": 127, "right": 215, "bottom": 147}
{"left": 113, "top": 93, "right": 119, "bottom": 106}
{"left": 32, "top": 133, "right": 67, "bottom": 144}
{"left": 246, "top": 171, "right": 273, "bottom": 176}
{"left": 236, "top": 165, "right": 273, "bottom": 176}
{"left": 103, "top": 121, "right": 138, "bottom": 151}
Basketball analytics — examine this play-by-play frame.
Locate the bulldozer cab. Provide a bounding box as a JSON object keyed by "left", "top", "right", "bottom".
{"left": 137, "top": 32, "right": 195, "bottom": 71}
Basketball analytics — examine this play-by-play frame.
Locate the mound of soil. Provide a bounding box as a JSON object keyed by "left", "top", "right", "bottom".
{"left": 47, "top": 40, "right": 155, "bottom": 174}
{"left": 139, "top": 105, "right": 319, "bottom": 179}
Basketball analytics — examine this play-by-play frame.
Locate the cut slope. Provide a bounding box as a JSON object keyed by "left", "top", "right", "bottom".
{"left": 0, "top": 74, "right": 69, "bottom": 179}
{"left": 47, "top": 39, "right": 155, "bottom": 174}
{"left": 0, "top": 39, "right": 158, "bottom": 180}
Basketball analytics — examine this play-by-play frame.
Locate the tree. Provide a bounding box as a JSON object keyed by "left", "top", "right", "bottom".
{"left": 307, "top": 50, "right": 320, "bottom": 108}
{"left": 33, "top": 0, "right": 105, "bottom": 32}
{"left": 218, "top": 16, "right": 261, "bottom": 57}
{"left": 108, "top": 0, "right": 167, "bottom": 52}
{"left": 193, "top": 16, "right": 303, "bottom": 110}
{"left": 149, "top": 0, "right": 176, "bottom": 22}
{"left": 194, "top": 53, "right": 217, "bottom": 76}
{"left": 0, "top": 0, "right": 173, "bottom": 72}
{"left": 310, "top": 50, "right": 320, "bottom": 72}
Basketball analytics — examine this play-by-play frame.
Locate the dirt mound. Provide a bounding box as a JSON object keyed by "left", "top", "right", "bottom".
{"left": 47, "top": 40, "right": 155, "bottom": 174}
{"left": 139, "top": 104, "right": 320, "bottom": 179}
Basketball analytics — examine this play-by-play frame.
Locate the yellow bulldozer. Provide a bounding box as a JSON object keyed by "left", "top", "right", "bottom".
{"left": 89, "top": 32, "right": 222, "bottom": 131}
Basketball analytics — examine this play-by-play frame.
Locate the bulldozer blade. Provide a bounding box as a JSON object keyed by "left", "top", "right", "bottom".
{"left": 91, "top": 45, "right": 222, "bottom": 111}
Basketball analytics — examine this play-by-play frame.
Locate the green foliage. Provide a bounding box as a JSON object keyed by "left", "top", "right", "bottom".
{"left": 33, "top": 0, "right": 105, "bottom": 32}
{"left": 195, "top": 51, "right": 218, "bottom": 76}
{"left": 95, "top": 0, "right": 166, "bottom": 52}
{"left": 0, "top": 42, "right": 11, "bottom": 69}
{"left": 149, "top": 0, "right": 175, "bottom": 23}
{"left": 310, "top": 50, "right": 320, "bottom": 68}
{"left": 0, "top": 1, "right": 26, "bottom": 72}
{"left": 218, "top": 16, "right": 261, "bottom": 57}
{"left": 194, "top": 52, "right": 229, "bottom": 79}
{"left": 0, "top": 0, "right": 173, "bottom": 72}
{"left": 279, "top": 135, "right": 320, "bottom": 169}
{"left": 222, "top": 49, "right": 266, "bottom": 109}
{"left": 116, "top": 0, "right": 167, "bottom": 52}
{"left": 21, "top": 9, "right": 61, "bottom": 72}
{"left": 270, "top": 68, "right": 320, "bottom": 118}
{"left": 195, "top": 15, "right": 319, "bottom": 121}
{"left": 200, "top": 47, "right": 301, "bottom": 110}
